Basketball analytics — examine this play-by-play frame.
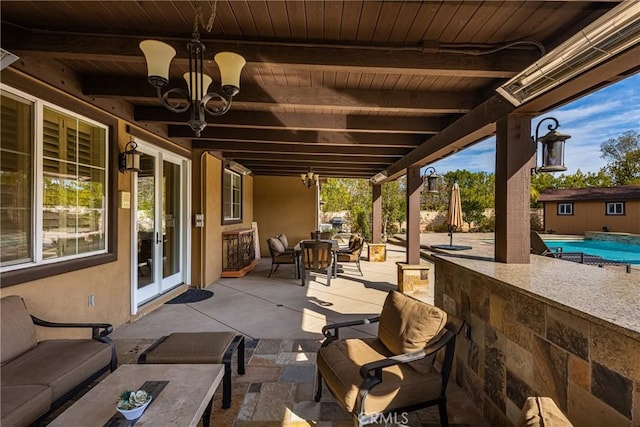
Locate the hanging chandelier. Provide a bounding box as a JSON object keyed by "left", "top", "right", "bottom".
{"left": 301, "top": 171, "right": 319, "bottom": 188}
{"left": 139, "top": 6, "right": 246, "bottom": 137}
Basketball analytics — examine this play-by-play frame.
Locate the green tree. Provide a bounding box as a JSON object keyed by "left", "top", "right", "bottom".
{"left": 381, "top": 178, "right": 406, "bottom": 239}
{"left": 600, "top": 130, "right": 640, "bottom": 185}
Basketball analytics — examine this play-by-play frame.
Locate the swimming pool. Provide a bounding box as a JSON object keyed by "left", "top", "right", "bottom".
{"left": 544, "top": 239, "right": 640, "bottom": 265}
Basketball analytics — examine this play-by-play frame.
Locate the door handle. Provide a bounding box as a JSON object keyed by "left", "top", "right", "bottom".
{"left": 156, "top": 232, "right": 162, "bottom": 244}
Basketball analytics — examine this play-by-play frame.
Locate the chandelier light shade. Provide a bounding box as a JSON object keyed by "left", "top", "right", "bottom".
{"left": 422, "top": 167, "right": 440, "bottom": 193}
{"left": 301, "top": 171, "right": 318, "bottom": 188}
{"left": 532, "top": 117, "right": 571, "bottom": 173}
{"left": 139, "top": 33, "right": 246, "bottom": 137}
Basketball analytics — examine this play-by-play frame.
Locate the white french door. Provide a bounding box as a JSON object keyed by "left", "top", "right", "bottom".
{"left": 132, "top": 142, "right": 190, "bottom": 310}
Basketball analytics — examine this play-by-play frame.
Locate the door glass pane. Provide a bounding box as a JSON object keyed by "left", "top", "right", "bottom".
{"left": 163, "top": 160, "right": 180, "bottom": 278}
{"left": 137, "top": 154, "right": 155, "bottom": 288}
{"left": 0, "top": 93, "right": 33, "bottom": 265}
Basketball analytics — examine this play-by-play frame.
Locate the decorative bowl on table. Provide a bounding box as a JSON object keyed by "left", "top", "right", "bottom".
{"left": 116, "top": 389, "right": 152, "bottom": 420}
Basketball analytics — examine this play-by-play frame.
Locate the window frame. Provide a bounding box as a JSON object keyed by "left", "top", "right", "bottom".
{"left": 1, "top": 85, "right": 118, "bottom": 287}
{"left": 557, "top": 202, "right": 574, "bottom": 216}
{"left": 222, "top": 167, "right": 242, "bottom": 225}
{"left": 605, "top": 201, "right": 625, "bottom": 216}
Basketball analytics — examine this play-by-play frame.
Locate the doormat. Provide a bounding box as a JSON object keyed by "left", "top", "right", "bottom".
{"left": 165, "top": 289, "right": 213, "bottom": 304}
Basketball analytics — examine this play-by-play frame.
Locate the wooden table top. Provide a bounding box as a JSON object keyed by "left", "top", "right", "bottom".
{"left": 49, "top": 364, "right": 224, "bottom": 427}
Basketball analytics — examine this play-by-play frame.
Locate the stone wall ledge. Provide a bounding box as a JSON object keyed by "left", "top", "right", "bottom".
{"left": 430, "top": 252, "right": 640, "bottom": 341}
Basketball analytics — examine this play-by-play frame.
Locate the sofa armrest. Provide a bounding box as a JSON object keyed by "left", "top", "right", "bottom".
{"left": 31, "top": 315, "right": 113, "bottom": 339}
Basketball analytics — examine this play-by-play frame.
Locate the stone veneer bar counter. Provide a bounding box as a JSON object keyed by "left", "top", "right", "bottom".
{"left": 430, "top": 252, "right": 639, "bottom": 426}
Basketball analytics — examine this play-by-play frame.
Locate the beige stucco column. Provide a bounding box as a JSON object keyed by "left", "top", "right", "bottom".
{"left": 495, "top": 113, "right": 535, "bottom": 263}
{"left": 405, "top": 165, "right": 422, "bottom": 264}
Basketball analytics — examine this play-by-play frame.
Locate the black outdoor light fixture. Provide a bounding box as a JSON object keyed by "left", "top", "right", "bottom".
{"left": 532, "top": 117, "right": 571, "bottom": 174}
{"left": 139, "top": 10, "right": 246, "bottom": 137}
{"left": 422, "top": 167, "right": 440, "bottom": 193}
{"left": 119, "top": 139, "right": 141, "bottom": 173}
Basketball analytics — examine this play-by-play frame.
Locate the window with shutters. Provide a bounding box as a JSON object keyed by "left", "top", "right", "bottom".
{"left": 1, "top": 87, "right": 108, "bottom": 272}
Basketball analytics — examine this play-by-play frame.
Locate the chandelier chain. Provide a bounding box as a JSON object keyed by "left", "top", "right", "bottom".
{"left": 192, "top": 0, "right": 217, "bottom": 37}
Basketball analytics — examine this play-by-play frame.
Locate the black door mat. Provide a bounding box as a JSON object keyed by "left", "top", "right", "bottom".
{"left": 165, "top": 289, "right": 213, "bottom": 304}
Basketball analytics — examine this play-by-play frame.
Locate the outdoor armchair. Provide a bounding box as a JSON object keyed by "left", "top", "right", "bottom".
{"left": 315, "top": 290, "right": 465, "bottom": 426}
{"left": 336, "top": 234, "right": 364, "bottom": 275}
{"left": 267, "top": 236, "right": 298, "bottom": 278}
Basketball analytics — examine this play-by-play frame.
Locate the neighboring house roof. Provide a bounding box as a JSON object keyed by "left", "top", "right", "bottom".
{"left": 538, "top": 186, "right": 640, "bottom": 202}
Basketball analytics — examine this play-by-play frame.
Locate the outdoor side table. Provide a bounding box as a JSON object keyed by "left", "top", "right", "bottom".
{"left": 138, "top": 332, "right": 245, "bottom": 413}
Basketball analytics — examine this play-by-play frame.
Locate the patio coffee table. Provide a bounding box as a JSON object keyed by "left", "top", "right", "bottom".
{"left": 48, "top": 364, "right": 223, "bottom": 427}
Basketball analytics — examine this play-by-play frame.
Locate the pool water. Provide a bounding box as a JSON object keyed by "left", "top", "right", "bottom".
{"left": 545, "top": 239, "right": 640, "bottom": 264}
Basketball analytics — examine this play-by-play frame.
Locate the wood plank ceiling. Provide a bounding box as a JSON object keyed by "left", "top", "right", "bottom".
{"left": 1, "top": 1, "right": 632, "bottom": 179}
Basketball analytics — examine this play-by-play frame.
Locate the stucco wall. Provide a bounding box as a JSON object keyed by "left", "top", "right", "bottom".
{"left": 0, "top": 121, "right": 134, "bottom": 337}
{"left": 254, "top": 176, "right": 318, "bottom": 257}
{"left": 544, "top": 200, "right": 640, "bottom": 234}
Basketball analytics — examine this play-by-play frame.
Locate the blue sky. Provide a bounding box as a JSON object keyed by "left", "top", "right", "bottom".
{"left": 428, "top": 72, "right": 640, "bottom": 176}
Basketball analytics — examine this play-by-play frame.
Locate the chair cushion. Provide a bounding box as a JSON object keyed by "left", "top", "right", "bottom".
{"left": 378, "top": 291, "right": 447, "bottom": 373}
{"left": 268, "top": 237, "right": 286, "bottom": 254}
{"left": 1, "top": 339, "right": 113, "bottom": 401}
{"left": 277, "top": 233, "right": 289, "bottom": 249}
{"left": 317, "top": 337, "right": 442, "bottom": 414}
{"left": 517, "top": 397, "right": 573, "bottom": 427}
{"left": 1, "top": 385, "right": 52, "bottom": 427}
{"left": 1, "top": 296, "right": 37, "bottom": 366}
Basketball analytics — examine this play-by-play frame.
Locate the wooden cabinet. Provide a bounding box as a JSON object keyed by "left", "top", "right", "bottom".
{"left": 221, "top": 228, "right": 257, "bottom": 277}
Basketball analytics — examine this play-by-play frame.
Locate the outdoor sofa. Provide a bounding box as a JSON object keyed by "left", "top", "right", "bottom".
{"left": 0, "top": 295, "right": 117, "bottom": 427}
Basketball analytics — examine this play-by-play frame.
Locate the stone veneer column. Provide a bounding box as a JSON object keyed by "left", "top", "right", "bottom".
{"left": 433, "top": 258, "right": 640, "bottom": 426}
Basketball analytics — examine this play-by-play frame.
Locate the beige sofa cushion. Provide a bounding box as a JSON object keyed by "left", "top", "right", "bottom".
{"left": 142, "top": 332, "right": 236, "bottom": 364}
{"left": 1, "top": 339, "right": 113, "bottom": 401}
{"left": 518, "top": 396, "right": 573, "bottom": 427}
{"left": 377, "top": 291, "right": 447, "bottom": 373}
{"left": 317, "top": 337, "right": 442, "bottom": 414}
{"left": 1, "top": 385, "right": 52, "bottom": 427}
{"left": 1, "top": 296, "right": 37, "bottom": 366}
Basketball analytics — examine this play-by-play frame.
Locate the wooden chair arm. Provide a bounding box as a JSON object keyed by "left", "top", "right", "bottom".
{"left": 321, "top": 316, "right": 380, "bottom": 342}
{"left": 31, "top": 315, "right": 113, "bottom": 339}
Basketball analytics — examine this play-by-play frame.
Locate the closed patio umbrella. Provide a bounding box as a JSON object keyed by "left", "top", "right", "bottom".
{"left": 433, "top": 182, "right": 471, "bottom": 250}
{"left": 446, "top": 183, "right": 464, "bottom": 246}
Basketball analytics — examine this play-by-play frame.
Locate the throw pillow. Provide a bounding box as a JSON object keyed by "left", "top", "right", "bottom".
{"left": 277, "top": 233, "right": 289, "bottom": 249}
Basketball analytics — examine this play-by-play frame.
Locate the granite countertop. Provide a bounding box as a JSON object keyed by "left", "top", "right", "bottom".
{"left": 427, "top": 249, "right": 640, "bottom": 341}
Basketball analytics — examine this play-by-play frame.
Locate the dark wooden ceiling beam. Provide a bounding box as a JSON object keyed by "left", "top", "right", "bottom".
{"left": 83, "top": 77, "right": 475, "bottom": 114}
{"left": 237, "top": 161, "right": 389, "bottom": 171}
{"left": 251, "top": 170, "right": 374, "bottom": 178}
{"left": 385, "top": 95, "right": 515, "bottom": 180}
{"left": 137, "top": 109, "right": 444, "bottom": 134}
{"left": 184, "top": 128, "right": 425, "bottom": 147}
{"left": 193, "top": 141, "right": 410, "bottom": 156}
{"left": 2, "top": 27, "right": 538, "bottom": 78}
{"left": 222, "top": 151, "right": 395, "bottom": 164}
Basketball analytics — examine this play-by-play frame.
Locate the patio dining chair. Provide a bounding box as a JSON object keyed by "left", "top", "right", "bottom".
{"left": 336, "top": 234, "right": 364, "bottom": 275}
{"left": 315, "top": 290, "right": 465, "bottom": 426}
{"left": 300, "top": 240, "right": 334, "bottom": 286}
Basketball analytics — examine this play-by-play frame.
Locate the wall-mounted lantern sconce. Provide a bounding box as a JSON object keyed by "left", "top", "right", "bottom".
{"left": 422, "top": 167, "right": 440, "bottom": 193}
{"left": 301, "top": 171, "right": 318, "bottom": 188}
{"left": 119, "top": 139, "right": 141, "bottom": 173}
{"left": 532, "top": 117, "right": 571, "bottom": 174}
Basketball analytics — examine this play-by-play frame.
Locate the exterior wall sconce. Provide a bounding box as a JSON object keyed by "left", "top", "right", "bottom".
{"left": 532, "top": 117, "right": 571, "bottom": 174}
{"left": 119, "top": 139, "right": 141, "bottom": 173}
{"left": 422, "top": 167, "right": 440, "bottom": 193}
{"left": 301, "top": 171, "right": 318, "bottom": 188}
{"left": 139, "top": 13, "right": 246, "bottom": 137}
